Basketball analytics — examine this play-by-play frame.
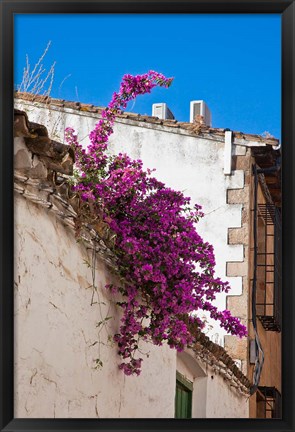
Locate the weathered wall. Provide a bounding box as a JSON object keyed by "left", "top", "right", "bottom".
{"left": 14, "top": 100, "right": 248, "bottom": 349}
{"left": 177, "top": 351, "right": 249, "bottom": 418}
{"left": 13, "top": 104, "right": 254, "bottom": 419}
{"left": 205, "top": 370, "right": 248, "bottom": 418}
{"left": 224, "top": 151, "right": 252, "bottom": 375}
{"left": 14, "top": 175, "right": 249, "bottom": 419}
{"left": 14, "top": 190, "right": 176, "bottom": 418}
{"left": 247, "top": 180, "right": 281, "bottom": 418}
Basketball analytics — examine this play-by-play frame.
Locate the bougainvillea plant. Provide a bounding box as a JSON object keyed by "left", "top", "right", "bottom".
{"left": 65, "top": 70, "right": 247, "bottom": 376}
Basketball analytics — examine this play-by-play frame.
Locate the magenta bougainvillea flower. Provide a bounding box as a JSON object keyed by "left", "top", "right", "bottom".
{"left": 65, "top": 70, "right": 247, "bottom": 376}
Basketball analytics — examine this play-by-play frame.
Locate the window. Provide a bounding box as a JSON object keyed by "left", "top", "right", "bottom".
{"left": 175, "top": 371, "right": 193, "bottom": 419}
{"left": 257, "top": 386, "right": 282, "bottom": 418}
{"left": 256, "top": 203, "right": 281, "bottom": 331}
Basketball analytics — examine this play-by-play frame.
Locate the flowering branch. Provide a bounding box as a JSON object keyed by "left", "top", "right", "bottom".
{"left": 65, "top": 70, "right": 247, "bottom": 376}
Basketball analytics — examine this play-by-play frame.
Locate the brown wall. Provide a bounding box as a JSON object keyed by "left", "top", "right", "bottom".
{"left": 224, "top": 152, "right": 281, "bottom": 418}
{"left": 248, "top": 166, "right": 281, "bottom": 418}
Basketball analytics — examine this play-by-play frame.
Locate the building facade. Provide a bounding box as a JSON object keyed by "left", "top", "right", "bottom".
{"left": 14, "top": 92, "right": 281, "bottom": 418}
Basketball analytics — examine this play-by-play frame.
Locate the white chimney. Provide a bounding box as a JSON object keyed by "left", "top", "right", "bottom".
{"left": 152, "top": 103, "right": 174, "bottom": 120}
{"left": 190, "top": 100, "right": 212, "bottom": 126}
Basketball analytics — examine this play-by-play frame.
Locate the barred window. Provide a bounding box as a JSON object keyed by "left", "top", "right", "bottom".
{"left": 257, "top": 386, "right": 282, "bottom": 418}
{"left": 256, "top": 204, "right": 281, "bottom": 332}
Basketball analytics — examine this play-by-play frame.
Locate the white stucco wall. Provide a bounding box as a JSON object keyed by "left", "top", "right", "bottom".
{"left": 14, "top": 100, "right": 246, "bottom": 346}
{"left": 205, "top": 371, "right": 248, "bottom": 418}
{"left": 14, "top": 188, "right": 249, "bottom": 418}
{"left": 177, "top": 351, "right": 249, "bottom": 418}
{"left": 14, "top": 192, "right": 176, "bottom": 418}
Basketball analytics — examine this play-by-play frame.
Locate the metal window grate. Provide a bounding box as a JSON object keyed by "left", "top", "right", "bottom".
{"left": 255, "top": 204, "right": 281, "bottom": 331}
{"left": 257, "top": 386, "right": 282, "bottom": 418}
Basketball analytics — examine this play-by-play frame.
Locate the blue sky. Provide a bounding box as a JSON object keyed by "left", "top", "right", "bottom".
{"left": 14, "top": 14, "right": 281, "bottom": 139}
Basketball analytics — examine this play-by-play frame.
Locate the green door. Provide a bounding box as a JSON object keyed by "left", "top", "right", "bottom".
{"left": 175, "top": 372, "right": 193, "bottom": 418}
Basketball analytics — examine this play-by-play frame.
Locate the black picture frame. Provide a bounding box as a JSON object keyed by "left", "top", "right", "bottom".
{"left": 1, "top": 1, "right": 294, "bottom": 431}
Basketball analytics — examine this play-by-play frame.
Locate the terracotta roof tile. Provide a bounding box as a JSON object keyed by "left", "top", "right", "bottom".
{"left": 49, "top": 98, "right": 65, "bottom": 107}
{"left": 183, "top": 316, "right": 251, "bottom": 390}
{"left": 64, "top": 101, "right": 81, "bottom": 110}
{"left": 14, "top": 109, "right": 75, "bottom": 176}
{"left": 80, "top": 104, "right": 98, "bottom": 113}
{"left": 15, "top": 91, "right": 279, "bottom": 147}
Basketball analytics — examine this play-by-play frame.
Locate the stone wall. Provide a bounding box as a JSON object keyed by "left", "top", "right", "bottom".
{"left": 224, "top": 149, "right": 252, "bottom": 375}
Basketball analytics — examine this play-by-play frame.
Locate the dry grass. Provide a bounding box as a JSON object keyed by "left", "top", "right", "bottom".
{"left": 17, "top": 41, "right": 56, "bottom": 96}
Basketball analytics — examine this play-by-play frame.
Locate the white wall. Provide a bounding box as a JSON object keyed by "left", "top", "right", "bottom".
{"left": 14, "top": 100, "right": 246, "bottom": 346}
{"left": 14, "top": 190, "right": 248, "bottom": 419}
{"left": 205, "top": 371, "right": 248, "bottom": 418}
{"left": 14, "top": 191, "right": 176, "bottom": 418}
{"left": 177, "top": 351, "right": 249, "bottom": 418}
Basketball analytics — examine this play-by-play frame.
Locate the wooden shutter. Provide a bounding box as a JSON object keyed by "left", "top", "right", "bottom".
{"left": 175, "top": 372, "right": 193, "bottom": 418}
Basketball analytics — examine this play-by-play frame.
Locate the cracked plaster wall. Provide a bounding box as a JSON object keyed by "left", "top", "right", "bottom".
{"left": 14, "top": 193, "right": 176, "bottom": 418}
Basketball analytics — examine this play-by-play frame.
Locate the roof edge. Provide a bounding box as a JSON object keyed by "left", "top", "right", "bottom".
{"left": 14, "top": 91, "right": 280, "bottom": 146}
